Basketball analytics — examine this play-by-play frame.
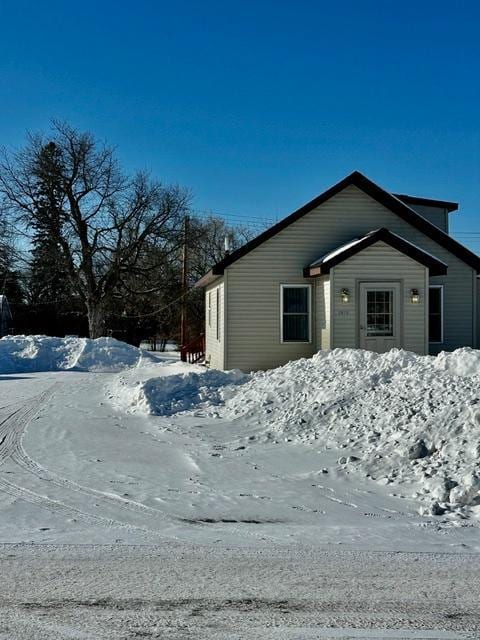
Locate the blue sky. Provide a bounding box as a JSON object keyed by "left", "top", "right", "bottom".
{"left": 0, "top": 0, "right": 479, "bottom": 249}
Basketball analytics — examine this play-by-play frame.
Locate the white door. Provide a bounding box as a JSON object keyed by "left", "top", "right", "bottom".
{"left": 359, "top": 282, "right": 401, "bottom": 352}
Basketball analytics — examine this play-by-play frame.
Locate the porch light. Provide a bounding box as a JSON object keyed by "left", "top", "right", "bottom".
{"left": 341, "top": 288, "right": 350, "bottom": 303}
{"left": 410, "top": 288, "right": 420, "bottom": 304}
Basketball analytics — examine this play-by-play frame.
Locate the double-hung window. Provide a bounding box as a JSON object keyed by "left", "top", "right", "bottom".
{"left": 429, "top": 285, "right": 443, "bottom": 343}
{"left": 281, "top": 284, "right": 311, "bottom": 343}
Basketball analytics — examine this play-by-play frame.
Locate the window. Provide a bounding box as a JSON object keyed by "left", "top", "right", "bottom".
{"left": 429, "top": 285, "right": 443, "bottom": 343}
{"left": 216, "top": 288, "right": 220, "bottom": 341}
{"left": 366, "top": 290, "right": 394, "bottom": 337}
{"left": 207, "top": 291, "right": 212, "bottom": 327}
{"left": 281, "top": 285, "right": 311, "bottom": 343}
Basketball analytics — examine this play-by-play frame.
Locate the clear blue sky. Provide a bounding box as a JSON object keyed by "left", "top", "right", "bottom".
{"left": 0, "top": 0, "right": 479, "bottom": 249}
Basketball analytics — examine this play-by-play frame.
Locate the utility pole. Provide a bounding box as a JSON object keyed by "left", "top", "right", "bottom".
{"left": 180, "top": 214, "right": 189, "bottom": 351}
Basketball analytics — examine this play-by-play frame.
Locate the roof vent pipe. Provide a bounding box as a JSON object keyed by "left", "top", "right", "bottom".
{"left": 224, "top": 234, "right": 233, "bottom": 256}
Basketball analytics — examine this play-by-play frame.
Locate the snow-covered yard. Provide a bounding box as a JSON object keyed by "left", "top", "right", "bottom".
{"left": 0, "top": 336, "right": 479, "bottom": 638}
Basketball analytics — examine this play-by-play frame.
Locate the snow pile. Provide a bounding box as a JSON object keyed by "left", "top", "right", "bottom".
{"left": 216, "top": 348, "right": 480, "bottom": 516}
{"left": 0, "top": 335, "right": 153, "bottom": 373}
{"left": 121, "top": 368, "right": 248, "bottom": 416}
{"left": 434, "top": 347, "right": 480, "bottom": 377}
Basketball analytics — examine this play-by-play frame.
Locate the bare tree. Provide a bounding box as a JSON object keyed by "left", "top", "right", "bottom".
{"left": 0, "top": 122, "right": 189, "bottom": 337}
{"left": 179, "top": 215, "right": 254, "bottom": 338}
{"left": 0, "top": 217, "right": 25, "bottom": 304}
{"left": 187, "top": 215, "right": 253, "bottom": 282}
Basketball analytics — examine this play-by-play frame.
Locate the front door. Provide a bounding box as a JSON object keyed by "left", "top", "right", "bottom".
{"left": 359, "top": 282, "right": 401, "bottom": 352}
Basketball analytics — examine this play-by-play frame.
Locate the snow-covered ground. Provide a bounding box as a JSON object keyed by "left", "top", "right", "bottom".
{"left": 1, "top": 336, "right": 479, "bottom": 638}
{"left": 2, "top": 544, "right": 479, "bottom": 639}
{"left": 111, "top": 346, "right": 480, "bottom": 523}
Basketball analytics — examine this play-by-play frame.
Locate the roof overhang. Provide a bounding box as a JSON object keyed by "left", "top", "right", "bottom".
{"left": 304, "top": 228, "right": 448, "bottom": 278}
{"left": 393, "top": 193, "right": 458, "bottom": 213}
{"left": 194, "top": 268, "right": 223, "bottom": 288}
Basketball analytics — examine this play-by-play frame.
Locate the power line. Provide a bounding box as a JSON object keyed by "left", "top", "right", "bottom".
{"left": 111, "top": 287, "right": 197, "bottom": 319}
{"left": 190, "top": 209, "right": 275, "bottom": 226}
{"left": 191, "top": 207, "right": 272, "bottom": 219}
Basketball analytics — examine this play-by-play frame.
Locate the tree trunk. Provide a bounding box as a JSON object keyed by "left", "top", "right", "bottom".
{"left": 87, "top": 303, "right": 106, "bottom": 339}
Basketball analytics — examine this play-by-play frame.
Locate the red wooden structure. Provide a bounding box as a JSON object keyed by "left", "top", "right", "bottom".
{"left": 180, "top": 334, "right": 205, "bottom": 364}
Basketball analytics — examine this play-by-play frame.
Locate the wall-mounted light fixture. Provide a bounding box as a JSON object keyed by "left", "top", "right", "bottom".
{"left": 341, "top": 288, "right": 350, "bottom": 303}
{"left": 410, "top": 288, "right": 420, "bottom": 304}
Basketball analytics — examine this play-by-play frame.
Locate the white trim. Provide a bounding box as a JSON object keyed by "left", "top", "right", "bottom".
{"left": 428, "top": 284, "right": 444, "bottom": 344}
{"left": 216, "top": 287, "right": 220, "bottom": 341}
{"left": 207, "top": 291, "right": 212, "bottom": 328}
{"left": 223, "top": 271, "right": 228, "bottom": 370}
{"left": 280, "top": 284, "right": 312, "bottom": 344}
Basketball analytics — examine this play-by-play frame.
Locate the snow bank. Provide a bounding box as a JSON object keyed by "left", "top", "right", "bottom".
{"left": 119, "top": 368, "right": 248, "bottom": 416}
{"left": 109, "top": 346, "right": 480, "bottom": 517}
{"left": 215, "top": 348, "right": 480, "bottom": 516}
{"left": 0, "top": 336, "right": 152, "bottom": 373}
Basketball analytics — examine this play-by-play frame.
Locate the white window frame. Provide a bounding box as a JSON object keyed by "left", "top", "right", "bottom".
{"left": 207, "top": 291, "right": 212, "bottom": 327}
{"left": 216, "top": 287, "right": 220, "bottom": 341}
{"left": 428, "top": 284, "right": 444, "bottom": 344}
{"left": 280, "top": 284, "right": 312, "bottom": 344}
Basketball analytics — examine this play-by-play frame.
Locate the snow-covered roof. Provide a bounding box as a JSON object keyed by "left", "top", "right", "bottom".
{"left": 306, "top": 228, "right": 448, "bottom": 277}
{"left": 310, "top": 236, "right": 367, "bottom": 266}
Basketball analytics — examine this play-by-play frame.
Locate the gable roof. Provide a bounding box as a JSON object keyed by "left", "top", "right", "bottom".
{"left": 304, "top": 228, "right": 448, "bottom": 277}
{"left": 196, "top": 171, "right": 480, "bottom": 287}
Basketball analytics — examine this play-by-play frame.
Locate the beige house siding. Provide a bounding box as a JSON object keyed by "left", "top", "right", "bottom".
{"left": 315, "top": 276, "right": 331, "bottom": 350}
{"left": 330, "top": 242, "right": 428, "bottom": 354}
{"left": 225, "top": 270, "right": 316, "bottom": 371}
{"left": 205, "top": 278, "right": 225, "bottom": 370}
{"left": 223, "top": 185, "right": 476, "bottom": 371}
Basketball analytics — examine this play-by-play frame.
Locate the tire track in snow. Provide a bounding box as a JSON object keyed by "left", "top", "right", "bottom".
{"left": 0, "top": 387, "right": 281, "bottom": 544}
{"left": 0, "top": 386, "right": 172, "bottom": 535}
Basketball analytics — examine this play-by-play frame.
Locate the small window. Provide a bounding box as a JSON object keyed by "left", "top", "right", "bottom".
{"left": 429, "top": 286, "right": 443, "bottom": 343}
{"left": 281, "top": 285, "right": 311, "bottom": 343}
{"left": 207, "top": 291, "right": 212, "bottom": 327}
{"left": 216, "top": 288, "right": 220, "bottom": 341}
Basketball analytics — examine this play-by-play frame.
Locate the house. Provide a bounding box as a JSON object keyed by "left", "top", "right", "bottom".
{"left": 196, "top": 171, "right": 480, "bottom": 372}
{"left": 0, "top": 295, "right": 12, "bottom": 338}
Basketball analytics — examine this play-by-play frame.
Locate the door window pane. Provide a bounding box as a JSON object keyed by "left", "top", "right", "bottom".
{"left": 282, "top": 286, "right": 310, "bottom": 342}
{"left": 366, "top": 290, "right": 393, "bottom": 336}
